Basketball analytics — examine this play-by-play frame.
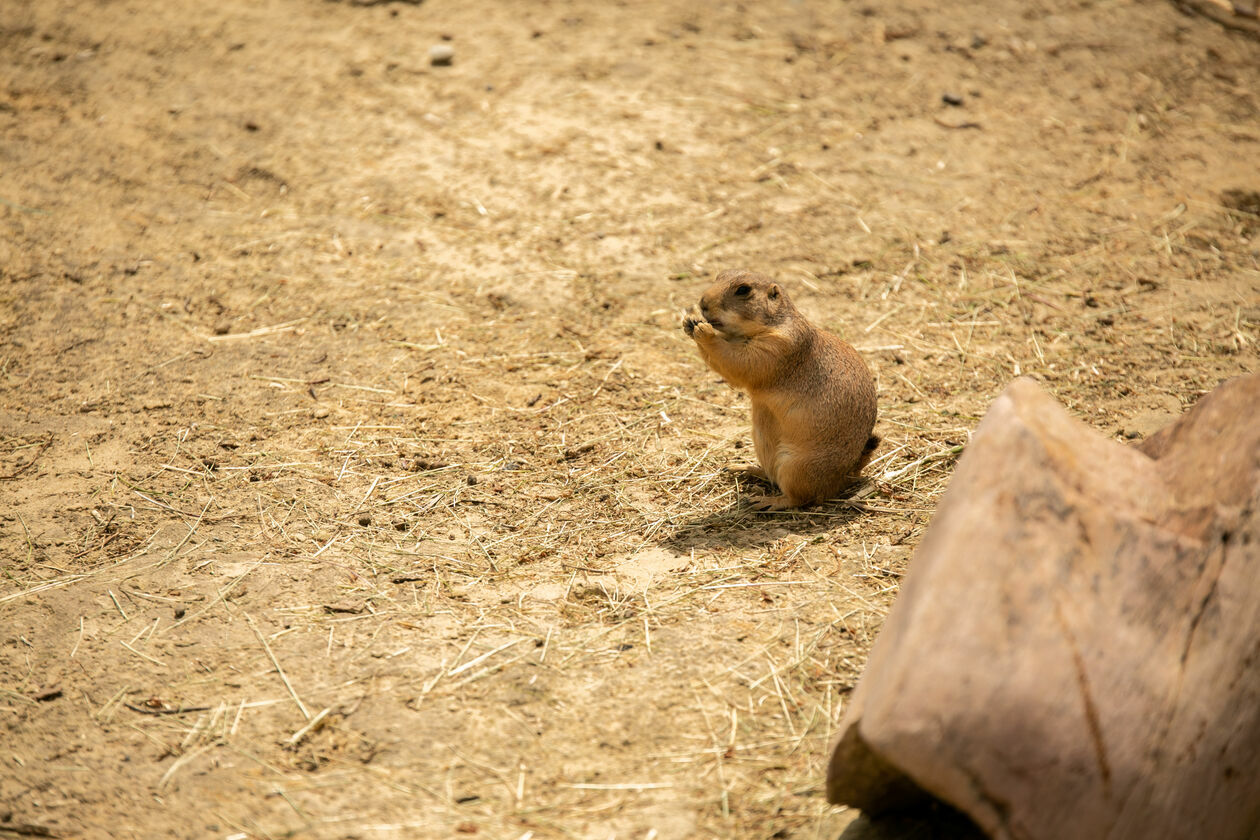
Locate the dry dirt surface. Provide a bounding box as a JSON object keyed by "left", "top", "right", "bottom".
{"left": 1, "top": 0, "right": 1257, "bottom": 838}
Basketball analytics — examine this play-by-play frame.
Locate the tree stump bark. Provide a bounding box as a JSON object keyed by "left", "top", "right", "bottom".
{"left": 827, "top": 374, "right": 1260, "bottom": 840}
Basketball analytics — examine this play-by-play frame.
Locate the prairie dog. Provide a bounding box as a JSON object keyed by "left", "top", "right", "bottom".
{"left": 683, "top": 269, "right": 879, "bottom": 510}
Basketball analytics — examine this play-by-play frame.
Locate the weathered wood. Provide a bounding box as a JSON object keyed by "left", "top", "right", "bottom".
{"left": 827, "top": 374, "right": 1260, "bottom": 840}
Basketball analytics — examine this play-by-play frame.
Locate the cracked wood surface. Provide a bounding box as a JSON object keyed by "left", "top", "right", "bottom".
{"left": 827, "top": 373, "right": 1260, "bottom": 840}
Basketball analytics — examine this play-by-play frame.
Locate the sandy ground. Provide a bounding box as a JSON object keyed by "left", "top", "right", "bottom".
{"left": 1, "top": 0, "right": 1257, "bottom": 838}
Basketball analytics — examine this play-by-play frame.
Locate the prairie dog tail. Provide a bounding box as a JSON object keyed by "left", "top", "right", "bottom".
{"left": 854, "top": 434, "right": 881, "bottom": 475}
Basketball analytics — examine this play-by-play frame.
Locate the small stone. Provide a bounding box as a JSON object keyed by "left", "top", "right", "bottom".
{"left": 313, "top": 406, "right": 330, "bottom": 419}
{"left": 358, "top": 515, "right": 372, "bottom": 526}
{"left": 213, "top": 321, "right": 232, "bottom": 336}
{"left": 942, "top": 92, "right": 964, "bottom": 107}
{"left": 33, "top": 684, "right": 62, "bottom": 702}
{"left": 313, "top": 528, "right": 332, "bottom": 542}
{"left": 466, "top": 475, "right": 478, "bottom": 486}
{"left": 429, "top": 44, "right": 455, "bottom": 66}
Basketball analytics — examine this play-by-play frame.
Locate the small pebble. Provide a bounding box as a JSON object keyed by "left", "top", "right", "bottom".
{"left": 313, "top": 406, "right": 330, "bottom": 419}
{"left": 313, "top": 529, "right": 332, "bottom": 542}
{"left": 358, "top": 515, "right": 372, "bottom": 526}
{"left": 942, "top": 92, "right": 964, "bottom": 107}
{"left": 429, "top": 44, "right": 455, "bottom": 66}
{"left": 466, "top": 475, "right": 478, "bottom": 486}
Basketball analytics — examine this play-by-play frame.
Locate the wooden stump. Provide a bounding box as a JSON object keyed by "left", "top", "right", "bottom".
{"left": 827, "top": 374, "right": 1260, "bottom": 840}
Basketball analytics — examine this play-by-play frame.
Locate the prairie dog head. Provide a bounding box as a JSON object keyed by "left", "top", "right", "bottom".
{"left": 698, "top": 270, "right": 797, "bottom": 338}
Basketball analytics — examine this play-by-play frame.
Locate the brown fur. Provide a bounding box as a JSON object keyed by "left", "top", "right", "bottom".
{"left": 683, "top": 269, "right": 878, "bottom": 509}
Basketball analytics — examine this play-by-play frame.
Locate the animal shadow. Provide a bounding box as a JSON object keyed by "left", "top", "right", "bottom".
{"left": 662, "top": 476, "right": 874, "bottom": 552}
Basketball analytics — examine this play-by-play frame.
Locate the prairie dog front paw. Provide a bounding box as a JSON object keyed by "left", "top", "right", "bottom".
{"left": 684, "top": 315, "right": 716, "bottom": 339}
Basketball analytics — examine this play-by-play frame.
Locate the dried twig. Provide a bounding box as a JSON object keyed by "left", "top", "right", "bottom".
{"left": 0, "top": 435, "right": 53, "bottom": 480}
{"left": 245, "top": 613, "right": 311, "bottom": 721}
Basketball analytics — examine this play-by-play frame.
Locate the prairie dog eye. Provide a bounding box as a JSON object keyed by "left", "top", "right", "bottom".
{"left": 734, "top": 284, "right": 752, "bottom": 297}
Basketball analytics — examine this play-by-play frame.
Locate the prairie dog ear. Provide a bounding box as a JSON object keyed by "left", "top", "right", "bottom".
{"left": 767, "top": 284, "right": 780, "bottom": 300}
